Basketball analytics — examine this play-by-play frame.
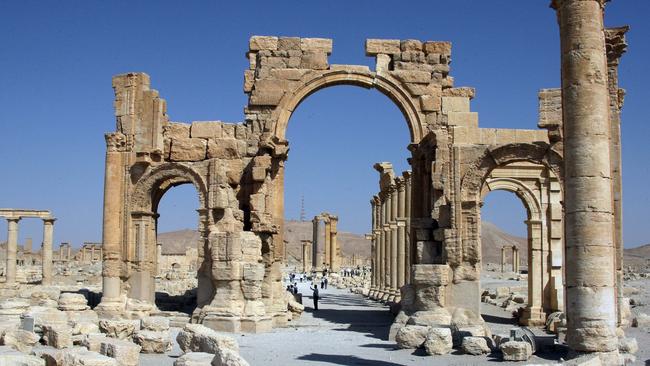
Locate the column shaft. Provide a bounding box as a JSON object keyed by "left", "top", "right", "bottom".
{"left": 5, "top": 218, "right": 20, "bottom": 285}
{"left": 555, "top": 0, "right": 618, "bottom": 352}
{"left": 41, "top": 219, "right": 55, "bottom": 285}
{"left": 101, "top": 138, "right": 124, "bottom": 302}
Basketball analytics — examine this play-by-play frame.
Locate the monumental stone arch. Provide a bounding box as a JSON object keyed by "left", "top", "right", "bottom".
{"left": 98, "top": 11, "right": 632, "bottom": 356}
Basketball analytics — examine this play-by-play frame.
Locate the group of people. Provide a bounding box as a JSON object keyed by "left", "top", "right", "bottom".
{"left": 285, "top": 271, "right": 329, "bottom": 311}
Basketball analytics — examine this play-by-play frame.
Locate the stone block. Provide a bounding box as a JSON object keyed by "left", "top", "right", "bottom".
{"left": 300, "top": 38, "right": 332, "bottom": 54}
{"left": 400, "top": 39, "right": 422, "bottom": 51}
{"left": 243, "top": 70, "right": 254, "bottom": 93}
{"left": 191, "top": 122, "right": 223, "bottom": 139}
{"left": 249, "top": 89, "right": 284, "bottom": 106}
{"left": 26, "top": 307, "right": 68, "bottom": 334}
{"left": 395, "top": 325, "right": 428, "bottom": 349}
{"left": 1, "top": 329, "right": 40, "bottom": 352}
{"left": 300, "top": 52, "right": 328, "bottom": 70}
{"left": 447, "top": 112, "right": 478, "bottom": 129}
{"left": 212, "top": 262, "right": 243, "bottom": 281}
{"left": 99, "top": 339, "right": 141, "bottom": 366}
{"left": 173, "top": 352, "right": 214, "bottom": 366}
{"left": 423, "top": 327, "right": 452, "bottom": 355}
{"left": 407, "top": 309, "right": 451, "bottom": 327}
{"left": 365, "top": 39, "right": 400, "bottom": 55}
{"left": 176, "top": 324, "right": 239, "bottom": 354}
{"left": 170, "top": 138, "right": 207, "bottom": 161}
{"left": 420, "top": 95, "right": 441, "bottom": 112}
{"left": 57, "top": 293, "right": 89, "bottom": 312}
{"left": 207, "top": 139, "right": 245, "bottom": 159}
{"left": 33, "top": 347, "right": 64, "bottom": 366}
{"left": 64, "top": 348, "right": 118, "bottom": 366}
{"left": 81, "top": 333, "right": 108, "bottom": 352}
{"left": 461, "top": 336, "right": 491, "bottom": 355}
{"left": 166, "top": 122, "right": 191, "bottom": 139}
{"left": 277, "top": 37, "right": 300, "bottom": 51}
{"left": 242, "top": 263, "right": 265, "bottom": 281}
{"left": 441, "top": 96, "right": 469, "bottom": 113}
{"left": 211, "top": 347, "right": 250, "bottom": 366}
{"left": 133, "top": 330, "right": 172, "bottom": 353}
{"left": 270, "top": 68, "right": 309, "bottom": 81}
{"left": 141, "top": 316, "right": 170, "bottom": 332}
{"left": 249, "top": 36, "right": 278, "bottom": 51}
{"left": 43, "top": 325, "right": 73, "bottom": 349}
{"left": 423, "top": 41, "right": 451, "bottom": 55}
{"left": 391, "top": 70, "right": 431, "bottom": 84}
{"left": 0, "top": 350, "right": 45, "bottom": 366}
{"left": 239, "top": 317, "right": 272, "bottom": 333}
{"left": 500, "top": 340, "right": 532, "bottom": 361}
{"left": 98, "top": 320, "right": 137, "bottom": 340}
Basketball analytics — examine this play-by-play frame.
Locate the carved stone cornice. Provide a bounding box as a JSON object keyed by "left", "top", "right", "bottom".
{"left": 550, "top": 0, "right": 609, "bottom": 11}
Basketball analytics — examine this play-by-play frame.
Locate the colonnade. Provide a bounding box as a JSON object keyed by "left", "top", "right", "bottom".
{"left": 500, "top": 245, "right": 520, "bottom": 273}
{"left": 58, "top": 243, "right": 72, "bottom": 261}
{"left": 79, "top": 243, "right": 103, "bottom": 262}
{"left": 368, "top": 164, "right": 411, "bottom": 303}
{"left": 311, "top": 213, "right": 339, "bottom": 272}
{"left": 0, "top": 209, "right": 55, "bottom": 286}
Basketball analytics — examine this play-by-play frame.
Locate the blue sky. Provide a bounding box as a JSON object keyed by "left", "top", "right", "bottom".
{"left": 0, "top": 1, "right": 648, "bottom": 248}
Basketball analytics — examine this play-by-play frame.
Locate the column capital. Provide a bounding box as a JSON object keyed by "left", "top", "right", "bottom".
{"left": 105, "top": 132, "right": 131, "bottom": 152}
{"left": 550, "top": 0, "right": 609, "bottom": 11}
{"left": 43, "top": 218, "right": 57, "bottom": 224}
{"left": 6, "top": 217, "right": 21, "bottom": 224}
{"left": 605, "top": 26, "right": 629, "bottom": 66}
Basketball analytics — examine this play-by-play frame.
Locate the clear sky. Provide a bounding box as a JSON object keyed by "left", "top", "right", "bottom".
{"left": 0, "top": 1, "right": 648, "bottom": 248}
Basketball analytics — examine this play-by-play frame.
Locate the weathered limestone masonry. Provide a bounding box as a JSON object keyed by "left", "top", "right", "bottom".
{"left": 368, "top": 164, "right": 411, "bottom": 303}
{"left": 310, "top": 213, "right": 339, "bottom": 271}
{"left": 551, "top": 0, "right": 626, "bottom": 355}
{"left": 300, "top": 240, "right": 311, "bottom": 273}
{"left": 0, "top": 209, "right": 55, "bottom": 286}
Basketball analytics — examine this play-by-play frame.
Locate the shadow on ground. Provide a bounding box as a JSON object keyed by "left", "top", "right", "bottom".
{"left": 297, "top": 353, "right": 404, "bottom": 366}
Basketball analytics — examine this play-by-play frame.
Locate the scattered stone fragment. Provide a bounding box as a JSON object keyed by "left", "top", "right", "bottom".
{"left": 423, "top": 327, "right": 452, "bottom": 355}
{"left": 43, "top": 325, "right": 73, "bottom": 349}
{"left": 1, "top": 329, "right": 41, "bottom": 353}
{"left": 211, "top": 347, "right": 250, "bottom": 366}
{"left": 99, "top": 338, "right": 141, "bottom": 366}
{"left": 63, "top": 348, "right": 118, "bottom": 366}
{"left": 500, "top": 340, "right": 532, "bottom": 361}
{"left": 98, "top": 320, "right": 137, "bottom": 340}
{"left": 395, "top": 325, "right": 428, "bottom": 349}
{"left": 57, "top": 293, "right": 89, "bottom": 311}
{"left": 174, "top": 352, "right": 214, "bottom": 366}
{"left": 141, "top": 316, "right": 170, "bottom": 332}
{"left": 176, "top": 324, "right": 239, "bottom": 354}
{"left": 461, "top": 336, "right": 491, "bottom": 355}
{"left": 132, "top": 330, "right": 172, "bottom": 353}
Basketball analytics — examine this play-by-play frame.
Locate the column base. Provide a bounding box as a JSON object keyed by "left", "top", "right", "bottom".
{"left": 201, "top": 315, "right": 272, "bottom": 333}
{"left": 520, "top": 306, "right": 546, "bottom": 327}
{"left": 379, "top": 290, "right": 390, "bottom": 302}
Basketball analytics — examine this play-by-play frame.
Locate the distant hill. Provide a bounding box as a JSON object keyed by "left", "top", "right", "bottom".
{"left": 156, "top": 222, "right": 649, "bottom": 269}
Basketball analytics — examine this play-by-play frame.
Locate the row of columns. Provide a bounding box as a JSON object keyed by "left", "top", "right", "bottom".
{"left": 311, "top": 213, "right": 339, "bottom": 272}
{"left": 3, "top": 217, "right": 56, "bottom": 286}
{"left": 368, "top": 164, "right": 411, "bottom": 303}
{"left": 500, "top": 245, "right": 520, "bottom": 273}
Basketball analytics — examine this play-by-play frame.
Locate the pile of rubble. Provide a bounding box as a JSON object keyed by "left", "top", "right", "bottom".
{"left": 480, "top": 286, "right": 528, "bottom": 316}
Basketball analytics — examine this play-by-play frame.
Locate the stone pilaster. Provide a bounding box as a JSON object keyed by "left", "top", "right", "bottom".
{"left": 553, "top": 0, "right": 618, "bottom": 353}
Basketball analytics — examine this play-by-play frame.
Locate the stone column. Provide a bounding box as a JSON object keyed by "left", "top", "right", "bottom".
{"left": 156, "top": 242, "right": 163, "bottom": 275}
{"left": 389, "top": 186, "right": 398, "bottom": 302}
{"left": 302, "top": 241, "right": 310, "bottom": 273}
{"left": 501, "top": 246, "right": 506, "bottom": 272}
{"left": 369, "top": 199, "right": 377, "bottom": 297}
{"left": 59, "top": 244, "right": 64, "bottom": 261}
{"left": 378, "top": 193, "right": 386, "bottom": 299}
{"left": 66, "top": 245, "right": 71, "bottom": 261}
{"left": 5, "top": 218, "right": 20, "bottom": 285}
{"left": 512, "top": 245, "right": 519, "bottom": 273}
{"left": 553, "top": 0, "right": 618, "bottom": 352}
{"left": 522, "top": 220, "right": 545, "bottom": 326}
{"left": 312, "top": 217, "right": 320, "bottom": 271}
{"left": 329, "top": 217, "right": 339, "bottom": 272}
{"left": 324, "top": 218, "right": 331, "bottom": 269}
{"left": 41, "top": 218, "right": 55, "bottom": 286}
{"left": 90, "top": 245, "right": 95, "bottom": 262}
{"left": 404, "top": 171, "right": 412, "bottom": 285}
{"left": 99, "top": 133, "right": 126, "bottom": 306}
{"left": 396, "top": 178, "right": 406, "bottom": 293}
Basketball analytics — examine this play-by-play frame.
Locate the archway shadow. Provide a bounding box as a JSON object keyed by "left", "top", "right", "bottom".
{"left": 302, "top": 291, "right": 394, "bottom": 341}
{"left": 296, "top": 353, "right": 403, "bottom": 366}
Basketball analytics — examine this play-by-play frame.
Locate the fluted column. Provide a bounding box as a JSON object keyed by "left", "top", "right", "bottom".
{"left": 41, "top": 218, "right": 56, "bottom": 285}
{"left": 553, "top": 0, "right": 618, "bottom": 352}
{"left": 5, "top": 218, "right": 20, "bottom": 285}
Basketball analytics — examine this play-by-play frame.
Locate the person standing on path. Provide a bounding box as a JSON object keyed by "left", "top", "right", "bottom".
{"left": 310, "top": 284, "right": 320, "bottom": 310}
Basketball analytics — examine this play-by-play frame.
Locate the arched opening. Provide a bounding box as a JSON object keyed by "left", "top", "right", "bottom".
{"left": 153, "top": 183, "right": 200, "bottom": 314}
{"left": 281, "top": 83, "right": 411, "bottom": 335}
{"left": 479, "top": 189, "right": 530, "bottom": 328}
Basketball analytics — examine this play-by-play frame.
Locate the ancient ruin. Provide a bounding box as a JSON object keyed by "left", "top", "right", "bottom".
{"left": 310, "top": 213, "right": 340, "bottom": 271}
